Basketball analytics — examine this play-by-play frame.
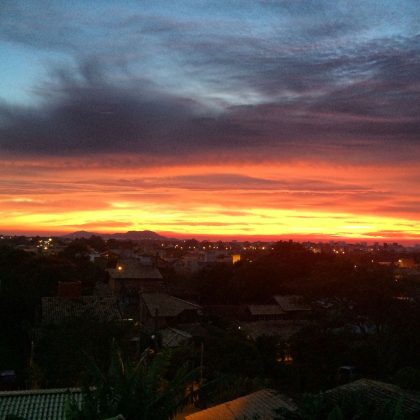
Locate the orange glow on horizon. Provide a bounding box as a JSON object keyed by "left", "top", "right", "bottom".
{"left": 1, "top": 155, "right": 420, "bottom": 242}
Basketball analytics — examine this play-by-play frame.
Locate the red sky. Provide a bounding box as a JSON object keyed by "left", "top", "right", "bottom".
{"left": 1, "top": 155, "right": 420, "bottom": 242}
{"left": 1, "top": 2, "right": 420, "bottom": 242}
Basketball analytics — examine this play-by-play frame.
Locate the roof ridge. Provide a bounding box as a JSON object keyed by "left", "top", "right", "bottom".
{"left": 0, "top": 387, "right": 81, "bottom": 396}
{"left": 142, "top": 292, "right": 201, "bottom": 308}
{"left": 168, "top": 294, "right": 202, "bottom": 308}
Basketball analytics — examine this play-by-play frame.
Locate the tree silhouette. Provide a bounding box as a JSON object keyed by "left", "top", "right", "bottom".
{"left": 65, "top": 344, "right": 198, "bottom": 420}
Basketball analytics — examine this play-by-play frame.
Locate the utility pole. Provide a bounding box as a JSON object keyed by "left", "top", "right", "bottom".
{"left": 199, "top": 341, "right": 204, "bottom": 385}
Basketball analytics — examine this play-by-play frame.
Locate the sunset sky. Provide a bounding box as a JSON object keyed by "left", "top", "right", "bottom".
{"left": 1, "top": 1, "right": 420, "bottom": 242}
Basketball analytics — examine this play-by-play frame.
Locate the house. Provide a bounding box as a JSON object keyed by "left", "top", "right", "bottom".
{"left": 238, "top": 320, "right": 308, "bottom": 341}
{"left": 41, "top": 295, "right": 122, "bottom": 324}
{"left": 40, "top": 280, "right": 122, "bottom": 324}
{"left": 203, "top": 304, "right": 249, "bottom": 321}
{"left": 397, "top": 258, "right": 417, "bottom": 269}
{"left": 171, "top": 250, "right": 240, "bottom": 275}
{"left": 160, "top": 327, "right": 193, "bottom": 348}
{"left": 107, "top": 258, "right": 165, "bottom": 294}
{"left": 325, "top": 379, "right": 420, "bottom": 415}
{"left": 88, "top": 250, "right": 101, "bottom": 263}
{"left": 184, "top": 389, "right": 297, "bottom": 419}
{"left": 273, "top": 295, "right": 311, "bottom": 319}
{"left": 171, "top": 252, "right": 206, "bottom": 274}
{"left": 139, "top": 292, "right": 202, "bottom": 331}
{"left": 247, "top": 305, "right": 285, "bottom": 321}
{"left": 0, "top": 388, "right": 82, "bottom": 419}
{"left": 159, "top": 323, "right": 209, "bottom": 348}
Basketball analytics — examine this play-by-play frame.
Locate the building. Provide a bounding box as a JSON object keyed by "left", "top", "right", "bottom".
{"left": 238, "top": 320, "right": 308, "bottom": 341}
{"left": 247, "top": 305, "right": 286, "bottom": 321}
{"left": 184, "top": 389, "right": 297, "bottom": 419}
{"left": 0, "top": 388, "right": 82, "bottom": 419}
{"left": 107, "top": 258, "right": 165, "bottom": 294}
{"left": 41, "top": 295, "right": 122, "bottom": 324}
{"left": 325, "top": 379, "right": 420, "bottom": 415}
{"left": 139, "top": 292, "right": 202, "bottom": 331}
{"left": 397, "top": 258, "right": 417, "bottom": 269}
{"left": 160, "top": 327, "right": 193, "bottom": 348}
{"left": 203, "top": 304, "right": 249, "bottom": 321}
{"left": 273, "top": 295, "right": 311, "bottom": 319}
{"left": 41, "top": 280, "right": 122, "bottom": 324}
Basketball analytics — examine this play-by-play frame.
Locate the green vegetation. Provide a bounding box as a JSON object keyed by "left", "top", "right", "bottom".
{"left": 65, "top": 346, "right": 198, "bottom": 420}
{"left": 33, "top": 317, "right": 128, "bottom": 388}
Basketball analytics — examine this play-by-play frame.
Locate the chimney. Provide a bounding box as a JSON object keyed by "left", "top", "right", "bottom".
{"left": 57, "top": 281, "right": 81, "bottom": 299}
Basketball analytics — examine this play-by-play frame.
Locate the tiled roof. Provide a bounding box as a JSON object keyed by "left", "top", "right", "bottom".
{"left": 273, "top": 295, "right": 311, "bottom": 312}
{"left": 160, "top": 327, "right": 193, "bottom": 347}
{"left": 204, "top": 305, "right": 249, "bottom": 320}
{"left": 41, "top": 296, "right": 122, "bottom": 324}
{"left": 141, "top": 293, "right": 202, "bottom": 318}
{"left": 0, "top": 388, "right": 82, "bottom": 420}
{"left": 107, "top": 260, "right": 163, "bottom": 280}
{"left": 248, "top": 305, "right": 285, "bottom": 316}
{"left": 176, "top": 323, "right": 209, "bottom": 338}
{"left": 240, "top": 320, "right": 308, "bottom": 340}
{"left": 325, "top": 379, "right": 420, "bottom": 414}
{"left": 185, "top": 389, "right": 297, "bottom": 419}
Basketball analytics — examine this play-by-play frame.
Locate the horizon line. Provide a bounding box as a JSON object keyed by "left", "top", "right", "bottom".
{"left": 1, "top": 228, "right": 420, "bottom": 245}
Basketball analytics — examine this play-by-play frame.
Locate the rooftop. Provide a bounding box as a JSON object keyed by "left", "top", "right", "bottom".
{"left": 248, "top": 305, "right": 285, "bottom": 316}
{"left": 41, "top": 295, "right": 122, "bottom": 324}
{"left": 204, "top": 304, "right": 249, "bottom": 320}
{"left": 185, "top": 389, "right": 297, "bottom": 419}
{"left": 160, "top": 327, "right": 193, "bottom": 347}
{"left": 273, "top": 295, "right": 311, "bottom": 312}
{"left": 0, "top": 388, "right": 82, "bottom": 420}
{"left": 141, "top": 293, "right": 202, "bottom": 318}
{"left": 325, "top": 379, "right": 420, "bottom": 414}
{"left": 107, "top": 259, "right": 163, "bottom": 280}
{"left": 240, "top": 320, "right": 308, "bottom": 340}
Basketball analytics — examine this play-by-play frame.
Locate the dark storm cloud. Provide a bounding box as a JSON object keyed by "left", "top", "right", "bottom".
{"left": 0, "top": 1, "right": 419, "bottom": 163}
{"left": 0, "top": 61, "right": 257, "bottom": 155}
{"left": 0, "top": 45, "right": 419, "bottom": 163}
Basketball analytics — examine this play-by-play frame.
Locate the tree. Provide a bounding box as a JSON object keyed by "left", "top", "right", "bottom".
{"left": 66, "top": 345, "right": 198, "bottom": 420}
{"left": 33, "top": 317, "right": 126, "bottom": 388}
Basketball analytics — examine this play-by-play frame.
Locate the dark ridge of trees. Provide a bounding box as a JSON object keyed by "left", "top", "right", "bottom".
{"left": 33, "top": 317, "right": 128, "bottom": 388}
{"left": 192, "top": 241, "right": 396, "bottom": 304}
{"left": 0, "top": 245, "right": 107, "bottom": 387}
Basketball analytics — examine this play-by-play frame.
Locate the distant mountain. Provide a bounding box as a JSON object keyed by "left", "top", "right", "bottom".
{"left": 62, "top": 230, "right": 168, "bottom": 241}
{"left": 109, "top": 230, "right": 168, "bottom": 240}
{"left": 62, "top": 230, "right": 100, "bottom": 239}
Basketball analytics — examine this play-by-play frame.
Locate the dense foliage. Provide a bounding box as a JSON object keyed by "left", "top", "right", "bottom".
{"left": 0, "top": 245, "right": 106, "bottom": 387}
